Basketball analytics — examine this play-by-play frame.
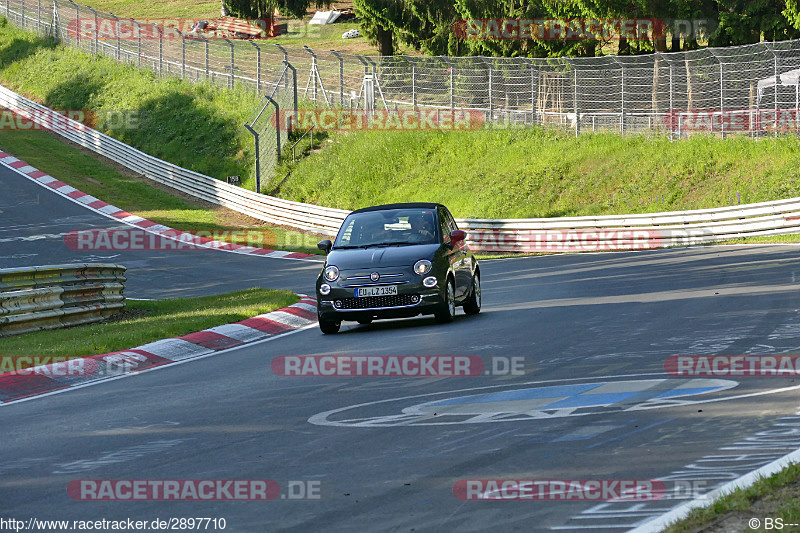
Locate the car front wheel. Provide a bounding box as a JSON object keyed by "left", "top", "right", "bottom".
{"left": 435, "top": 278, "right": 456, "bottom": 324}
{"left": 463, "top": 273, "right": 481, "bottom": 315}
{"left": 319, "top": 315, "right": 341, "bottom": 334}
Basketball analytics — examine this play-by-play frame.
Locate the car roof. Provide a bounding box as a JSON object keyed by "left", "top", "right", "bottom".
{"left": 350, "top": 202, "right": 444, "bottom": 214}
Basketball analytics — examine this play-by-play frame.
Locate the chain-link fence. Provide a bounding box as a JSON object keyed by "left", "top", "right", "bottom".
{"left": 6, "top": 0, "right": 800, "bottom": 141}
{"left": 244, "top": 63, "right": 296, "bottom": 190}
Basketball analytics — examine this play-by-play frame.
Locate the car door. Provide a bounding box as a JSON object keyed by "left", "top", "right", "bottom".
{"left": 441, "top": 207, "right": 470, "bottom": 300}
{"left": 437, "top": 207, "right": 459, "bottom": 295}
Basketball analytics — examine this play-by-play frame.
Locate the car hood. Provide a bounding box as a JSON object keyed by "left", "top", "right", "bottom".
{"left": 327, "top": 244, "right": 440, "bottom": 269}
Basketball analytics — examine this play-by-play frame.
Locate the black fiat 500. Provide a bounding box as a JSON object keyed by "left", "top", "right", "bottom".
{"left": 315, "top": 203, "right": 481, "bottom": 334}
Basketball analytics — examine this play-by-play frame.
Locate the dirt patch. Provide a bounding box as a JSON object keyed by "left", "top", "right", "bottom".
{"left": 100, "top": 306, "right": 151, "bottom": 324}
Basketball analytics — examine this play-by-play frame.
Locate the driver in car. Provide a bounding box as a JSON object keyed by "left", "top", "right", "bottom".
{"left": 409, "top": 213, "right": 435, "bottom": 243}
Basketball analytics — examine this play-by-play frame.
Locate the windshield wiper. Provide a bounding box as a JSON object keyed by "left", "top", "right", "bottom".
{"left": 370, "top": 242, "right": 415, "bottom": 247}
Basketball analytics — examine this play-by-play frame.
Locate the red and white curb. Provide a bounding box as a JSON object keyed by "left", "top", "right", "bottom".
{"left": 0, "top": 295, "right": 318, "bottom": 405}
{"left": 0, "top": 151, "right": 320, "bottom": 261}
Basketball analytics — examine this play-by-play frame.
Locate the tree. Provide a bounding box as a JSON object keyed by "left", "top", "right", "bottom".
{"left": 712, "top": 0, "right": 800, "bottom": 45}
{"left": 224, "top": 0, "right": 332, "bottom": 20}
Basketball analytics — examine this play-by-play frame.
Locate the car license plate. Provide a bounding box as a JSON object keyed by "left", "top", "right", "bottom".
{"left": 355, "top": 286, "right": 398, "bottom": 298}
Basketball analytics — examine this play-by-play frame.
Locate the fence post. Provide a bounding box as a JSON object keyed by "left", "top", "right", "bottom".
{"left": 244, "top": 124, "right": 260, "bottom": 193}
{"left": 567, "top": 59, "right": 579, "bottom": 137}
{"left": 488, "top": 60, "right": 493, "bottom": 122}
{"left": 244, "top": 95, "right": 280, "bottom": 193}
{"left": 364, "top": 56, "right": 387, "bottom": 110}
{"left": 132, "top": 18, "right": 141, "bottom": 66}
{"left": 179, "top": 29, "right": 185, "bottom": 79}
{"left": 612, "top": 56, "right": 625, "bottom": 134}
{"left": 203, "top": 35, "right": 209, "bottom": 79}
{"left": 274, "top": 43, "right": 288, "bottom": 89}
{"left": 284, "top": 59, "right": 298, "bottom": 122}
{"left": 669, "top": 62, "right": 673, "bottom": 116}
{"left": 249, "top": 40, "right": 261, "bottom": 93}
{"left": 21, "top": 0, "right": 24, "bottom": 28}
{"left": 223, "top": 37, "right": 234, "bottom": 89}
{"left": 68, "top": 0, "right": 79, "bottom": 46}
{"left": 331, "top": 50, "right": 344, "bottom": 107}
{"left": 481, "top": 58, "right": 493, "bottom": 123}
{"left": 527, "top": 58, "right": 536, "bottom": 124}
{"left": 87, "top": 6, "right": 98, "bottom": 54}
{"left": 773, "top": 47, "right": 779, "bottom": 136}
{"left": 156, "top": 24, "right": 163, "bottom": 75}
{"left": 410, "top": 56, "right": 417, "bottom": 109}
{"left": 443, "top": 57, "right": 454, "bottom": 112}
{"left": 110, "top": 12, "right": 120, "bottom": 61}
{"left": 303, "top": 45, "right": 318, "bottom": 102}
{"left": 719, "top": 57, "right": 724, "bottom": 138}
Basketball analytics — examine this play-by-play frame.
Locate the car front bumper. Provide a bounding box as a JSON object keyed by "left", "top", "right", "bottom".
{"left": 316, "top": 283, "right": 445, "bottom": 323}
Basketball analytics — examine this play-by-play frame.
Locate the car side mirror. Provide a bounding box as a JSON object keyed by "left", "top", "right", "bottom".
{"left": 450, "top": 230, "right": 466, "bottom": 246}
{"left": 317, "top": 239, "right": 332, "bottom": 254}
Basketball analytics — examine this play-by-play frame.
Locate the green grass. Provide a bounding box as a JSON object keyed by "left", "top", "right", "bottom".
{"left": 0, "top": 288, "right": 298, "bottom": 356}
{"left": 664, "top": 463, "right": 800, "bottom": 532}
{"left": 0, "top": 19, "right": 260, "bottom": 187}
{"left": 81, "top": 0, "right": 221, "bottom": 20}
{"left": 275, "top": 127, "right": 800, "bottom": 219}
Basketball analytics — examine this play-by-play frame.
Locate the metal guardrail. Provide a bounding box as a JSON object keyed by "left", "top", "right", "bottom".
{"left": 459, "top": 197, "right": 800, "bottom": 252}
{"left": 1, "top": 84, "right": 800, "bottom": 251}
{"left": 0, "top": 264, "right": 126, "bottom": 336}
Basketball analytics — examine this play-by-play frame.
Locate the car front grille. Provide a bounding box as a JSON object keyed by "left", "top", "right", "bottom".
{"left": 337, "top": 294, "right": 419, "bottom": 309}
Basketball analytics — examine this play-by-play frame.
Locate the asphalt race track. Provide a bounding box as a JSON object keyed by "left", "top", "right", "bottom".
{"left": 0, "top": 165, "right": 322, "bottom": 297}
{"left": 3, "top": 163, "right": 800, "bottom": 532}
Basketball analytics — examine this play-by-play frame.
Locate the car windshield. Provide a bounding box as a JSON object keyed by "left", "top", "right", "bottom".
{"left": 334, "top": 209, "right": 438, "bottom": 248}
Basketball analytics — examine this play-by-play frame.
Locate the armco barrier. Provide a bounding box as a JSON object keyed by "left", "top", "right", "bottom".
{"left": 1, "top": 85, "right": 800, "bottom": 251}
{"left": 0, "top": 264, "right": 126, "bottom": 336}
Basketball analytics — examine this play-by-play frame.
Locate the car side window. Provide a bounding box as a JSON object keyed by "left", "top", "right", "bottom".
{"left": 445, "top": 210, "right": 458, "bottom": 233}
{"left": 438, "top": 208, "right": 450, "bottom": 243}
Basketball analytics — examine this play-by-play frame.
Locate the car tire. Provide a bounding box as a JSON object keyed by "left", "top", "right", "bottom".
{"left": 463, "top": 273, "right": 481, "bottom": 315}
{"left": 357, "top": 317, "right": 373, "bottom": 325}
{"left": 434, "top": 278, "right": 456, "bottom": 324}
{"left": 319, "top": 317, "right": 341, "bottom": 334}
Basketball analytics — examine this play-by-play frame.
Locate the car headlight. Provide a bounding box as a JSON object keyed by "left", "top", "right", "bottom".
{"left": 413, "top": 260, "right": 432, "bottom": 275}
{"left": 324, "top": 265, "right": 340, "bottom": 282}
{"left": 319, "top": 283, "right": 331, "bottom": 295}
